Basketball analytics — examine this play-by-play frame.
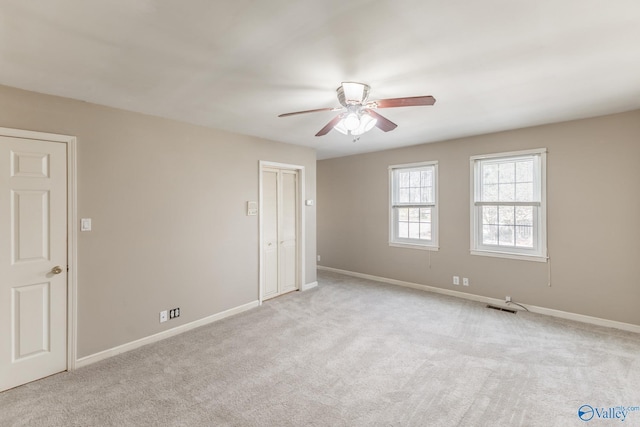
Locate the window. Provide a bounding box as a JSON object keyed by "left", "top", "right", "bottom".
{"left": 389, "top": 161, "right": 438, "bottom": 250}
{"left": 471, "top": 149, "right": 547, "bottom": 262}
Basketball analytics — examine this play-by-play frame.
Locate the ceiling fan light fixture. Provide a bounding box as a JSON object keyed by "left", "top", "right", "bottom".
{"left": 335, "top": 112, "right": 378, "bottom": 136}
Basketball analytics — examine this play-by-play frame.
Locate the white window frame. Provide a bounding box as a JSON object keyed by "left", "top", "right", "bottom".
{"left": 389, "top": 161, "right": 439, "bottom": 251}
{"left": 470, "top": 148, "right": 547, "bottom": 262}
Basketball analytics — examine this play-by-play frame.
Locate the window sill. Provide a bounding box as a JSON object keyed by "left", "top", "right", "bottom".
{"left": 390, "top": 242, "right": 439, "bottom": 251}
{"left": 470, "top": 249, "right": 547, "bottom": 263}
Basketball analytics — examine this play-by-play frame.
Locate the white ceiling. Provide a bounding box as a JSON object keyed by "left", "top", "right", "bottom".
{"left": 1, "top": 0, "right": 639, "bottom": 159}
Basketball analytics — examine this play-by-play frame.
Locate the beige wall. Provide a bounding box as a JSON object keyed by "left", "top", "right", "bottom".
{"left": 0, "top": 84, "right": 317, "bottom": 358}
{"left": 318, "top": 110, "right": 640, "bottom": 327}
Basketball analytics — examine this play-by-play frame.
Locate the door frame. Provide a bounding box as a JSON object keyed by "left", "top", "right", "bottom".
{"left": 258, "top": 161, "right": 305, "bottom": 304}
{"left": 0, "top": 127, "right": 78, "bottom": 371}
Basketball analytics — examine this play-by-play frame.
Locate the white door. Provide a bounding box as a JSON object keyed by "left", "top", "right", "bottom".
{"left": 262, "top": 167, "right": 298, "bottom": 300}
{"left": 0, "top": 136, "right": 67, "bottom": 392}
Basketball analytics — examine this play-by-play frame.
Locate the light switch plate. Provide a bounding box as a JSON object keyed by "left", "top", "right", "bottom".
{"left": 247, "top": 201, "right": 258, "bottom": 216}
{"left": 80, "top": 218, "right": 92, "bottom": 231}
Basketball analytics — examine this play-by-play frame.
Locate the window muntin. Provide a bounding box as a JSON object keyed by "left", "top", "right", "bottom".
{"left": 390, "top": 162, "right": 438, "bottom": 249}
{"left": 471, "top": 150, "right": 546, "bottom": 261}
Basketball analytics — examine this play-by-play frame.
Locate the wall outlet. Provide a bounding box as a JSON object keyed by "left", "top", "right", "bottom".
{"left": 463, "top": 278, "right": 469, "bottom": 286}
{"left": 169, "top": 307, "right": 180, "bottom": 319}
{"left": 160, "top": 310, "right": 168, "bottom": 323}
{"left": 453, "top": 276, "right": 460, "bottom": 285}
{"left": 505, "top": 296, "right": 511, "bottom": 303}
{"left": 317, "top": 255, "right": 321, "bottom": 262}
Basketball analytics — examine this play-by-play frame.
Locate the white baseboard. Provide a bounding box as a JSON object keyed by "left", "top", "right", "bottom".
{"left": 318, "top": 266, "right": 640, "bottom": 334}
{"left": 301, "top": 281, "right": 318, "bottom": 291}
{"left": 75, "top": 300, "right": 260, "bottom": 369}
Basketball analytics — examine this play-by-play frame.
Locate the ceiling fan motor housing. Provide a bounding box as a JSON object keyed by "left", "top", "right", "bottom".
{"left": 337, "top": 82, "right": 371, "bottom": 106}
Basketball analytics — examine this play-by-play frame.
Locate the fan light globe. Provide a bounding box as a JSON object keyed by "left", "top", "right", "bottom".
{"left": 343, "top": 113, "right": 360, "bottom": 131}
{"left": 352, "top": 114, "right": 377, "bottom": 136}
{"left": 334, "top": 120, "right": 348, "bottom": 135}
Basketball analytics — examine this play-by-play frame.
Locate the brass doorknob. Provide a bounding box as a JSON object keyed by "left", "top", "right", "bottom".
{"left": 51, "top": 266, "right": 63, "bottom": 275}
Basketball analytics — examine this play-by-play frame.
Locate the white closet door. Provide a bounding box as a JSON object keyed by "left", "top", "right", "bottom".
{"left": 261, "top": 167, "right": 298, "bottom": 300}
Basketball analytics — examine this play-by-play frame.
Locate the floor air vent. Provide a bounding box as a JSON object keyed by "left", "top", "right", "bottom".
{"left": 486, "top": 305, "right": 517, "bottom": 314}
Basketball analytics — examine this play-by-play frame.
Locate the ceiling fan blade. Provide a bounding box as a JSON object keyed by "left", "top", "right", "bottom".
{"left": 315, "top": 115, "right": 343, "bottom": 136}
{"left": 366, "top": 110, "right": 398, "bottom": 132}
{"left": 372, "top": 95, "right": 436, "bottom": 109}
{"left": 278, "top": 107, "right": 338, "bottom": 118}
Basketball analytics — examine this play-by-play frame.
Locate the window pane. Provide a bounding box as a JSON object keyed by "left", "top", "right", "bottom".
{"left": 420, "top": 223, "right": 432, "bottom": 240}
{"left": 408, "top": 208, "right": 420, "bottom": 222}
{"left": 482, "top": 206, "right": 498, "bottom": 225}
{"left": 421, "top": 170, "right": 433, "bottom": 186}
{"left": 498, "top": 183, "right": 515, "bottom": 202}
{"left": 399, "top": 172, "right": 410, "bottom": 187}
{"left": 482, "top": 184, "right": 499, "bottom": 202}
{"left": 421, "top": 186, "right": 433, "bottom": 203}
{"left": 498, "top": 225, "right": 515, "bottom": 246}
{"left": 515, "top": 206, "right": 533, "bottom": 226}
{"left": 408, "top": 222, "right": 420, "bottom": 239}
{"left": 420, "top": 188, "right": 428, "bottom": 203}
{"left": 410, "top": 171, "right": 421, "bottom": 187}
{"left": 483, "top": 164, "right": 499, "bottom": 184}
{"left": 398, "top": 222, "right": 409, "bottom": 238}
{"left": 409, "top": 188, "right": 421, "bottom": 203}
{"left": 515, "top": 183, "right": 533, "bottom": 202}
{"left": 482, "top": 225, "right": 498, "bottom": 245}
{"left": 498, "top": 206, "right": 515, "bottom": 225}
{"left": 398, "top": 208, "right": 409, "bottom": 221}
{"left": 399, "top": 188, "right": 410, "bottom": 203}
{"left": 516, "top": 160, "right": 533, "bottom": 182}
{"left": 499, "top": 162, "right": 515, "bottom": 183}
{"left": 420, "top": 208, "right": 431, "bottom": 222}
{"left": 515, "top": 225, "right": 533, "bottom": 248}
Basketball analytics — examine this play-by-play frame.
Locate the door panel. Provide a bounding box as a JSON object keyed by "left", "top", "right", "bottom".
{"left": 280, "top": 171, "right": 297, "bottom": 293}
{"left": 0, "top": 136, "right": 67, "bottom": 392}
{"left": 13, "top": 282, "right": 50, "bottom": 359}
{"left": 262, "top": 169, "right": 279, "bottom": 299}
{"left": 13, "top": 190, "right": 50, "bottom": 262}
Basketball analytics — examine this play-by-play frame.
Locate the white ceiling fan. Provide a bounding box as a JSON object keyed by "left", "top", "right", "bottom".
{"left": 279, "top": 82, "right": 436, "bottom": 140}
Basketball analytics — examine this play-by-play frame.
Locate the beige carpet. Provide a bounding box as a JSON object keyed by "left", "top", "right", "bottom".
{"left": 1, "top": 270, "right": 639, "bottom": 426}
